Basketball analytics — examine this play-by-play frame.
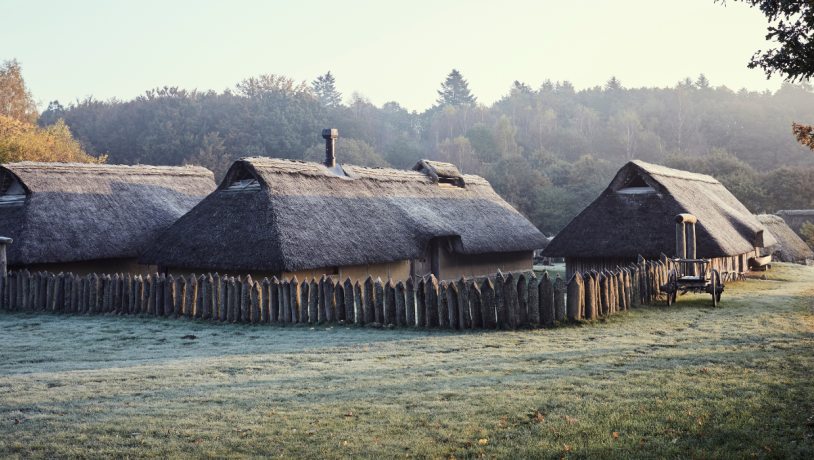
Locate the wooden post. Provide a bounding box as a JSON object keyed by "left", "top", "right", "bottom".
{"left": 416, "top": 277, "right": 426, "bottom": 327}
{"left": 242, "top": 276, "right": 253, "bottom": 323}
{"left": 539, "top": 271, "right": 554, "bottom": 326}
{"left": 384, "top": 278, "right": 395, "bottom": 326}
{"left": 481, "top": 278, "right": 496, "bottom": 329}
{"left": 330, "top": 278, "right": 342, "bottom": 323}
{"left": 248, "top": 281, "right": 259, "bottom": 324}
{"left": 447, "top": 281, "right": 459, "bottom": 329}
{"left": 458, "top": 277, "right": 471, "bottom": 329}
{"left": 426, "top": 275, "right": 439, "bottom": 328}
{"left": 395, "top": 281, "right": 406, "bottom": 327}
{"left": 196, "top": 275, "right": 204, "bottom": 319}
{"left": 46, "top": 272, "right": 56, "bottom": 312}
{"left": 566, "top": 273, "right": 581, "bottom": 321}
{"left": 354, "top": 280, "right": 363, "bottom": 325}
{"left": 132, "top": 276, "right": 141, "bottom": 314}
{"left": 54, "top": 272, "right": 64, "bottom": 312}
{"left": 0, "top": 237, "right": 8, "bottom": 310}
{"left": 175, "top": 275, "right": 186, "bottom": 318}
{"left": 527, "top": 274, "right": 539, "bottom": 326}
{"left": 503, "top": 273, "right": 517, "bottom": 329}
{"left": 325, "top": 276, "right": 336, "bottom": 323}
{"left": 318, "top": 275, "right": 327, "bottom": 323}
{"left": 469, "top": 281, "right": 482, "bottom": 329}
{"left": 211, "top": 273, "right": 220, "bottom": 320}
{"left": 32, "top": 272, "right": 40, "bottom": 311}
{"left": 405, "top": 277, "right": 415, "bottom": 327}
{"left": 151, "top": 274, "right": 162, "bottom": 316}
{"left": 291, "top": 275, "right": 300, "bottom": 324}
{"left": 344, "top": 278, "right": 354, "bottom": 325}
{"left": 115, "top": 274, "right": 123, "bottom": 314}
{"left": 261, "top": 278, "right": 270, "bottom": 323}
{"left": 516, "top": 274, "right": 528, "bottom": 328}
{"left": 122, "top": 273, "right": 130, "bottom": 315}
{"left": 165, "top": 274, "right": 175, "bottom": 317}
{"left": 217, "top": 275, "right": 226, "bottom": 321}
{"left": 583, "top": 273, "right": 595, "bottom": 319}
{"left": 185, "top": 274, "right": 197, "bottom": 318}
{"left": 234, "top": 276, "right": 243, "bottom": 322}
{"left": 598, "top": 273, "right": 608, "bottom": 315}
{"left": 364, "top": 276, "right": 375, "bottom": 325}
{"left": 301, "top": 278, "right": 311, "bottom": 324}
{"left": 554, "top": 275, "right": 565, "bottom": 322}
{"left": 20, "top": 270, "right": 28, "bottom": 311}
{"left": 438, "top": 281, "right": 449, "bottom": 328}
{"left": 676, "top": 221, "right": 686, "bottom": 259}
{"left": 202, "top": 274, "right": 213, "bottom": 319}
{"left": 70, "top": 274, "right": 78, "bottom": 313}
{"left": 280, "top": 277, "right": 290, "bottom": 323}
{"left": 269, "top": 277, "right": 279, "bottom": 322}
{"left": 6, "top": 271, "right": 14, "bottom": 311}
{"left": 374, "top": 278, "right": 384, "bottom": 325}
{"left": 309, "top": 278, "right": 319, "bottom": 324}
{"left": 494, "top": 270, "right": 506, "bottom": 328}
{"left": 89, "top": 273, "right": 99, "bottom": 314}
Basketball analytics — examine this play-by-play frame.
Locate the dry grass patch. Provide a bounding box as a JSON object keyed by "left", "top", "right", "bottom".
{"left": 0, "top": 264, "right": 812, "bottom": 458}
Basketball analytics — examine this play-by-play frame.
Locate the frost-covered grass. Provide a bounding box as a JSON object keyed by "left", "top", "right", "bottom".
{"left": 0, "top": 263, "right": 812, "bottom": 459}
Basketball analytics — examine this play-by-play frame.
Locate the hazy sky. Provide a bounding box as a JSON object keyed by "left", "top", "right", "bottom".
{"left": 2, "top": 0, "right": 780, "bottom": 112}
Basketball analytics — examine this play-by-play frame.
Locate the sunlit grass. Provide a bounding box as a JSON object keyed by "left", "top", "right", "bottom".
{"left": 0, "top": 264, "right": 812, "bottom": 458}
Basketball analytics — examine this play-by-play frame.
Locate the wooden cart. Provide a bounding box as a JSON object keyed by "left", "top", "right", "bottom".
{"left": 660, "top": 258, "right": 723, "bottom": 307}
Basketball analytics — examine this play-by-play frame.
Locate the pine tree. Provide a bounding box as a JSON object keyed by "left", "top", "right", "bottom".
{"left": 436, "top": 69, "right": 477, "bottom": 106}
{"left": 695, "top": 73, "right": 710, "bottom": 90}
{"left": 604, "top": 76, "right": 623, "bottom": 91}
{"left": 311, "top": 71, "right": 343, "bottom": 107}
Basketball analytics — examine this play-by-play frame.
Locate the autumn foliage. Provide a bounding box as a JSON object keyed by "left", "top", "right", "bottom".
{"left": 0, "top": 115, "right": 105, "bottom": 164}
{"left": 792, "top": 122, "right": 814, "bottom": 151}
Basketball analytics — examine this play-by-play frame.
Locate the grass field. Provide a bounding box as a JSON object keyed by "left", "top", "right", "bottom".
{"left": 0, "top": 263, "right": 812, "bottom": 459}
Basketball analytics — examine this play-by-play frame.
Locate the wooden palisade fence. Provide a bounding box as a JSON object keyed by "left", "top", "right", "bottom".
{"left": 0, "top": 258, "right": 670, "bottom": 329}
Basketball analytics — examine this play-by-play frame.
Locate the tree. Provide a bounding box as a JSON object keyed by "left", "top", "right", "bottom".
{"left": 608, "top": 110, "right": 642, "bottom": 160}
{"left": 236, "top": 74, "right": 312, "bottom": 98}
{"left": 465, "top": 123, "right": 498, "bottom": 163}
{"left": 311, "top": 71, "right": 343, "bottom": 107}
{"left": 695, "top": 73, "right": 711, "bottom": 90}
{"left": 436, "top": 69, "right": 477, "bottom": 106}
{"left": 801, "top": 221, "right": 814, "bottom": 249}
{"left": 0, "top": 59, "right": 38, "bottom": 124}
{"left": 604, "top": 76, "right": 623, "bottom": 91}
{"left": 0, "top": 115, "right": 105, "bottom": 163}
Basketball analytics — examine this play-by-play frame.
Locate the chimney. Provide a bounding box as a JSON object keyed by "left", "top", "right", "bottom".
{"left": 675, "top": 214, "right": 697, "bottom": 259}
{"left": 322, "top": 128, "right": 338, "bottom": 168}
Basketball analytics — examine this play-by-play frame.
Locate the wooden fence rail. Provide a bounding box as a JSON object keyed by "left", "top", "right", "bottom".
{"left": 0, "top": 261, "right": 671, "bottom": 329}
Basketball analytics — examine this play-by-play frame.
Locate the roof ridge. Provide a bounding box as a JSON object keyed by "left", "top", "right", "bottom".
{"left": 4, "top": 162, "right": 213, "bottom": 176}
{"left": 632, "top": 160, "right": 719, "bottom": 184}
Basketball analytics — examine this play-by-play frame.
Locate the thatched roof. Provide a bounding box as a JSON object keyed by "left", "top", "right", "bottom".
{"left": 775, "top": 210, "right": 814, "bottom": 240}
{"left": 755, "top": 214, "right": 814, "bottom": 262}
{"left": 543, "top": 160, "right": 776, "bottom": 259}
{"left": 0, "top": 162, "right": 216, "bottom": 265}
{"left": 139, "top": 158, "right": 548, "bottom": 272}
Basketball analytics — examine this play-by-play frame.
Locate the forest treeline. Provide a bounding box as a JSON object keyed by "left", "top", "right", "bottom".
{"left": 4, "top": 59, "right": 814, "bottom": 235}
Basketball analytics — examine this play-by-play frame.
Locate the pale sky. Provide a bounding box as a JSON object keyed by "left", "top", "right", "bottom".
{"left": 2, "top": 0, "right": 780, "bottom": 112}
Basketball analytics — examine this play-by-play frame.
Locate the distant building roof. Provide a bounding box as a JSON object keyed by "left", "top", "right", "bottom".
{"left": 756, "top": 214, "right": 814, "bottom": 262}
{"left": 139, "top": 157, "right": 548, "bottom": 272}
{"left": 0, "top": 162, "right": 216, "bottom": 265}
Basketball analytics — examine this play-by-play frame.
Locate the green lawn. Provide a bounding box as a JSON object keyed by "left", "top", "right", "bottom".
{"left": 0, "top": 263, "right": 812, "bottom": 459}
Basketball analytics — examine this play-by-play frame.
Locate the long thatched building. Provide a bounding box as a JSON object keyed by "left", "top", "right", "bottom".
{"left": 775, "top": 210, "right": 814, "bottom": 240}
{"left": 542, "top": 160, "right": 776, "bottom": 279}
{"left": 0, "top": 162, "right": 216, "bottom": 276}
{"left": 139, "top": 155, "right": 548, "bottom": 283}
{"left": 755, "top": 214, "right": 814, "bottom": 263}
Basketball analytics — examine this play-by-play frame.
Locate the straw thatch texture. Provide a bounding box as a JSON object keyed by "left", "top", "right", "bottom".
{"left": 755, "top": 214, "right": 814, "bottom": 263}
{"left": 140, "top": 158, "right": 548, "bottom": 272}
{"left": 0, "top": 162, "right": 216, "bottom": 265}
{"left": 543, "top": 161, "right": 776, "bottom": 260}
{"left": 775, "top": 210, "right": 814, "bottom": 240}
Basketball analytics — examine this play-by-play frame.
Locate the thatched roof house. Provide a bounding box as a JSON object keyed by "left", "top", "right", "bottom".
{"left": 542, "top": 160, "right": 776, "bottom": 278}
{"left": 775, "top": 210, "right": 814, "bottom": 240}
{"left": 755, "top": 214, "right": 814, "bottom": 263}
{"left": 140, "top": 157, "right": 548, "bottom": 282}
{"left": 0, "top": 162, "right": 216, "bottom": 276}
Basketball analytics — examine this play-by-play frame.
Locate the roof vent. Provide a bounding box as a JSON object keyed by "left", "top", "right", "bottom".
{"left": 617, "top": 173, "right": 655, "bottom": 194}
{"left": 0, "top": 171, "right": 25, "bottom": 206}
{"left": 413, "top": 160, "right": 465, "bottom": 189}
{"left": 322, "top": 128, "right": 345, "bottom": 176}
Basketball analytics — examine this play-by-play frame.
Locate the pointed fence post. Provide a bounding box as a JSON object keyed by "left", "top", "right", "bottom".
{"left": 270, "top": 277, "right": 280, "bottom": 322}
{"left": 153, "top": 273, "right": 163, "bottom": 316}
{"left": 132, "top": 276, "right": 141, "bottom": 315}
{"left": 566, "top": 273, "right": 582, "bottom": 321}
{"left": 447, "top": 281, "right": 459, "bottom": 329}
{"left": 234, "top": 276, "right": 243, "bottom": 322}
{"left": 405, "top": 277, "right": 415, "bottom": 326}
{"left": 0, "top": 237, "right": 8, "bottom": 310}
{"left": 202, "top": 274, "right": 213, "bottom": 319}
{"left": 281, "top": 277, "right": 290, "bottom": 323}
{"left": 395, "top": 281, "right": 406, "bottom": 326}
{"left": 175, "top": 275, "right": 185, "bottom": 317}
{"left": 416, "top": 277, "right": 426, "bottom": 327}
{"left": 623, "top": 268, "right": 631, "bottom": 310}
{"left": 61, "top": 273, "right": 70, "bottom": 313}
{"left": 470, "top": 281, "right": 483, "bottom": 329}
{"left": 333, "top": 277, "right": 343, "bottom": 323}
{"left": 343, "top": 278, "right": 354, "bottom": 325}
{"left": 494, "top": 270, "right": 506, "bottom": 328}
{"left": 516, "top": 274, "right": 528, "bottom": 328}
{"left": 261, "top": 278, "right": 270, "bottom": 323}
{"left": 446, "top": 282, "right": 459, "bottom": 329}
{"left": 384, "top": 278, "right": 396, "bottom": 325}
{"left": 364, "top": 276, "right": 375, "bottom": 325}
{"left": 426, "top": 275, "right": 439, "bottom": 328}
{"left": 21, "top": 270, "right": 29, "bottom": 311}
{"left": 32, "top": 272, "right": 40, "bottom": 311}
{"left": 121, "top": 273, "right": 130, "bottom": 315}
{"left": 599, "top": 273, "right": 609, "bottom": 316}
{"left": 481, "top": 278, "right": 496, "bottom": 329}
{"left": 89, "top": 273, "right": 99, "bottom": 314}
{"left": 242, "top": 276, "right": 253, "bottom": 323}
{"left": 539, "top": 272, "right": 554, "bottom": 326}
{"left": 301, "top": 278, "right": 311, "bottom": 324}
{"left": 503, "top": 273, "right": 518, "bottom": 329}
{"left": 374, "top": 278, "right": 384, "bottom": 325}
{"left": 54, "top": 272, "right": 64, "bottom": 312}
{"left": 184, "top": 274, "right": 197, "bottom": 318}
{"left": 553, "top": 275, "right": 566, "bottom": 322}
{"left": 115, "top": 274, "right": 124, "bottom": 314}
{"left": 354, "top": 280, "right": 363, "bottom": 325}
{"left": 326, "top": 276, "right": 337, "bottom": 323}
{"left": 251, "top": 281, "right": 261, "bottom": 324}
{"left": 195, "top": 275, "right": 204, "bottom": 319}
{"left": 438, "top": 281, "right": 449, "bottom": 328}
{"left": 165, "top": 274, "right": 175, "bottom": 317}
{"left": 458, "top": 277, "right": 471, "bottom": 329}
{"left": 211, "top": 273, "right": 220, "bottom": 320}
{"left": 527, "top": 274, "right": 539, "bottom": 326}
{"left": 583, "top": 273, "right": 595, "bottom": 319}
{"left": 309, "top": 278, "right": 319, "bottom": 324}
{"left": 291, "top": 275, "right": 300, "bottom": 324}
{"left": 46, "top": 273, "right": 56, "bottom": 312}
{"left": 318, "top": 275, "right": 327, "bottom": 323}
{"left": 6, "top": 271, "right": 14, "bottom": 311}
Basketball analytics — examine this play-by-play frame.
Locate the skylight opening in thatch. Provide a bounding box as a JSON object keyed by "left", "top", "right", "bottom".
{"left": 617, "top": 173, "right": 655, "bottom": 194}
{"left": 223, "top": 166, "right": 261, "bottom": 192}
{"left": 437, "top": 176, "right": 465, "bottom": 190}
{"left": 0, "top": 171, "right": 25, "bottom": 206}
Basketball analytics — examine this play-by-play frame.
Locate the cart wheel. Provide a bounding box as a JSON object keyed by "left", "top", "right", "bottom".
{"left": 666, "top": 272, "right": 676, "bottom": 306}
